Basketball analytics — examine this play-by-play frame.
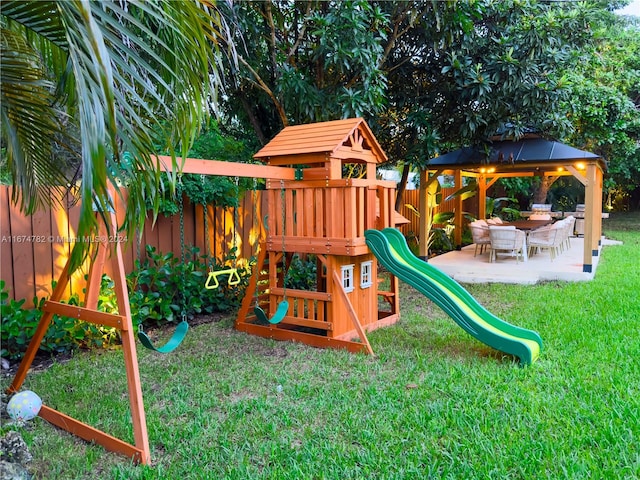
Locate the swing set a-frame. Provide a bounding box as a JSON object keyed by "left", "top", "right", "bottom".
{"left": 7, "top": 118, "right": 405, "bottom": 465}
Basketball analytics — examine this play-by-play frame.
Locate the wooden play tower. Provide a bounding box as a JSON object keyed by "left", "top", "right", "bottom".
{"left": 236, "top": 118, "right": 403, "bottom": 353}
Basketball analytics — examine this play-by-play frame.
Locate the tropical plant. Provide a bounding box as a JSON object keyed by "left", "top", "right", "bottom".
{"left": 0, "top": 278, "right": 117, "bottom": 360}
{"left": 404, "top": 181, "right": 476, "bottom": 256}
{"left": 485, "top": 196, "right": 521, "bottom": 221}
{"left": 1, "top": 0, "right": 234, "bottom": 271}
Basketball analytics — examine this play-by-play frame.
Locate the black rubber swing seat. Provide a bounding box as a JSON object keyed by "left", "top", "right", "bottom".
{"left": 137, "top": 320, "right": 189, "bottom": 353}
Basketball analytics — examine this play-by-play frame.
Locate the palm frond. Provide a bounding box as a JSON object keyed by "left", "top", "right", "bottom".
{"left": 2, "top": 0, "right": 234, "bottom": 271}
{"left": 0, "top": 27, "right": 69, "bottom": 212}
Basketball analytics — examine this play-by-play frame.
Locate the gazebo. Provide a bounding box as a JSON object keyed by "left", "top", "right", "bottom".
{"left": 416, "top": 136, "right": 606, "bottom": 273}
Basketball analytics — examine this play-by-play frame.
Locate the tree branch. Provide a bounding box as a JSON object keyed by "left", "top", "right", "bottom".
{"left": 238, "top": 55, "right": 289, "bottom": 127}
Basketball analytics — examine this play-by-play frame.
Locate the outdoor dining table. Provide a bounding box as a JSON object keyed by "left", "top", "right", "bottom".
{"left": 500, "top": 219, "right": 553, "bottom": 231}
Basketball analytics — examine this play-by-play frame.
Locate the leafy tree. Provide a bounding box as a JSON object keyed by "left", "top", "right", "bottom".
{"left": 561, "top": 10, "right": 640, "bottom": 206}
{"left": 1, "top": 0, "right": 234, "bottom": 269}
{"left": 374, "top": 0, "right": 600, "bottom": 206}
{"left": 219, "top": 0, "right": 389, "bottom": 143}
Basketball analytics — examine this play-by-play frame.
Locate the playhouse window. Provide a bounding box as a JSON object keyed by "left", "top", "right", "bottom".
{"left": 341, "top": 264, "right": 355, "bottom": 293}
{"left": 360, "top": 261, "right": 373, "bottom": 288}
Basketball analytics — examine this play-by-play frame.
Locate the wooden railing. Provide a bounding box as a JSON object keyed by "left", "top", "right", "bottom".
{"left": 264, "top": 179, "right": 397, "bottom": 256}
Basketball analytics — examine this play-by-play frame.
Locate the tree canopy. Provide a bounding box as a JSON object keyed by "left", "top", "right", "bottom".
{"left": 218, "top": 0, "right": 638, "bottom": 205}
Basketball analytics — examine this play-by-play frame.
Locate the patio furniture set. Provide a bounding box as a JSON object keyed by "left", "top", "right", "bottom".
{"left": 469, "top": 216, "right": 577, "bottom": 262}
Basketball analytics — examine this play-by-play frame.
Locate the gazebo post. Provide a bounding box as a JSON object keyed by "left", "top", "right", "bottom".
{"left": 453, "top": 169, "right": 463, "bottom": 247}
{"left": 478, "top": 173, "right": 487, "bottom": 220}
{"left": 418, "top": 168, "right": 430, "bottom": 260}
{"left": 583, "top": 163, "right": 600, "bottom": 272}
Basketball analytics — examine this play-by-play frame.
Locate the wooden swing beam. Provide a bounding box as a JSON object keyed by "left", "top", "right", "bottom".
{"left": 154, "top": 155, "right": 297, "bottom": 180}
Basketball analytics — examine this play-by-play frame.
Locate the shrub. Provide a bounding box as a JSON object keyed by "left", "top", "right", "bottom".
{"left": 0, "top": 279, "right": 117, "bottom": 361}
{"left": 1, "top": 246, "right": 253, "bottom": 361}
{"left": 284, "top": 254, "right": 318, "bottom": 290}
{"left": 126, "top": 245, "right": 251, "bottom": 328}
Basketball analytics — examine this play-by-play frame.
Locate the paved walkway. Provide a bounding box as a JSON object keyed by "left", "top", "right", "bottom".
{"left": 428, "top": 237, "right": 622, "bottom": 284}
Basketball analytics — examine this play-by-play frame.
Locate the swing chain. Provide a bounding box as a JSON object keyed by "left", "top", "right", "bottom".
{"left": 280, "top": 179, "right": 288, "bottom": 295}
{"left": 233, "top": 176, "right": 239, "bottom": 267}
{"left": 177, "top": 175, "right": 185, "bottom": 264}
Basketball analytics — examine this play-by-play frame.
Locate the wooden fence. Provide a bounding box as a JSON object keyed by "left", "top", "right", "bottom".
{"left": 397, "top": 188, "right": 479, "bottom": 237}
{"left": 0, "top": 186, "right": 477, "bottom": 307}
{"left": 0, "top": 186, "right": 264, "bottom": 307}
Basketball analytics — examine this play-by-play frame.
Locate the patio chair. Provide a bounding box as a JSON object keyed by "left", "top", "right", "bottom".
{"left": 469, "top": 220, "right": 491, "bottom": 256}
{"left": 488, "top": 226, "right": 526, "bottom": 263}
{"left": 564, "top": 215, "right": 576, "bottom": 249}
{"left": 527, "top": 222, "right": 565, "bottom": 261}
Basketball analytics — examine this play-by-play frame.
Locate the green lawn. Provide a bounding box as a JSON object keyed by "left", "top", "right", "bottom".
{"left": 2, "top": 212, "right": 639, "bottom": 479}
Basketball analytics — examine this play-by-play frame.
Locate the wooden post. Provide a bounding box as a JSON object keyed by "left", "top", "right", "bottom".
{"left": 454, "top": 169, "right": 463, "bottom": 247}
{"left": 596, "top": 167, "right": 604, "bottom": 248}
{"left": 583, "top": 163, "right": 597, "bottom": 272}
{"left": 478, "top": 174, "right": 487, "bottom": 220}
{"left": 418, "top": 169, "right": 429, "bottom": 260}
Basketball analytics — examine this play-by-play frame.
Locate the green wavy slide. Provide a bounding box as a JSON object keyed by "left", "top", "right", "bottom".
{"left": 365, "top": 228, "right": 542, "bottom": 365}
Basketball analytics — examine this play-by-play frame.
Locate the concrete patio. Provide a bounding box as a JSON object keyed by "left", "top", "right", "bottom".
{"left": 428, "top": 236, "right": 622, "bottom": 284}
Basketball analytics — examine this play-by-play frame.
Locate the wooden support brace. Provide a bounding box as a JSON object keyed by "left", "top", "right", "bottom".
{"left": 6, "top": 208, "right": 150, "bottom": 465}
{"left": 331, "top": 271, "right": 374, "bottom": 355}
{"left": 38, "top": 405, "right": 145, "bottom": 462}
{"left": 42, "top": 301, "right": 127, "bottom": 330}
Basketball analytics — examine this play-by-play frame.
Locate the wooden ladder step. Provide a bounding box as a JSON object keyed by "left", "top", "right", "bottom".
{"left": 42, "top": 301, "right": 127, "bottom": 330}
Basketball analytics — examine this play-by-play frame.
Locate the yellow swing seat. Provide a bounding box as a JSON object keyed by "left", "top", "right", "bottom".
{"left": 205, "top": 269, "right": 241, "bottom": 289}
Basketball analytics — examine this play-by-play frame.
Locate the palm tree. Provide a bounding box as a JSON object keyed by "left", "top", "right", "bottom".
{"left": 1, "top": 0, "right": 234, "bottom": 269}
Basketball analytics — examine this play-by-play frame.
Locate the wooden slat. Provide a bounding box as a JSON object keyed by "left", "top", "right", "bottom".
{"left": 235, "top": 322, "right": 370, "bottom": 354}
{"left": 302, "top": 167, "right": 329, "bottom": 181}
{"left": 357, "top": 187, "right": 366, "bottom": 237}
{"left": 284, "top": 189, "right": 294, "bottom": 237}
{"left": 366, "top": 187, "right": 377, "bottom": 231}
{"left": 31, "top": 203, "right": 54, "bottom": 299}
{"left": 314, "top": 189, "right": 324, "bottom": 238}
{"left": 38, "top": 405, "right": 144, "bottom": 464}
{"left": 1, "top": 187, "right": 14, "bottom": 300}
{"left": 294, "top": 189, "right": 304, "bottom": 237}
{"left": 8, "top": 193, "right": 35, "bottom": 303}
{"left": 156, "top": 215, "right": 173, "bottom": 255}
{"left": 270, "top": 287, "right": 331, "bottom": 301}
{"left": 43, "top": 301, "right": 127, "bottom": 330}
{"left": 344, "top": 187, "right": 357, "bottom": 239}
{"left": 279, "top": 316, "right": 332, "bottom": 330}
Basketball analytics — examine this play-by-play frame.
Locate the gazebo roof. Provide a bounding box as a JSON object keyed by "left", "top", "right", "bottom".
{"left": 254, "top": 117, "right": 388, "bottom": 164}
{"left": 429, "top": 137, "right": 605, "bottom": 172}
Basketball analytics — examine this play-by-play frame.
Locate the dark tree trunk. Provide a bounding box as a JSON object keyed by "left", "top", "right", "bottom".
{"left": 394, "top": 164, "right": 411, "bottom": 211}
{"left": 533, "top": 176, "right": 553, "bottom": 204}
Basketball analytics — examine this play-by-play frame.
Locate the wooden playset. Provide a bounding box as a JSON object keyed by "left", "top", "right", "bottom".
{"left": 6, "top": 118, "right": 405, "bottom": 465}
{"left": 236, "top": 118, "right": 404, "bottom": 354}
